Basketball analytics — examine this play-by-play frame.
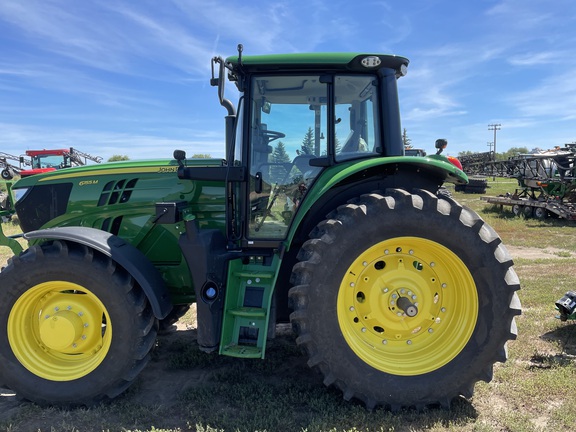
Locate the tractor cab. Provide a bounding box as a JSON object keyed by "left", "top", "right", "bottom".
{"left": 177, "top": 46, "right": 416, "bottom": 246}
{"left": 234, "top": 52, "right": 411, "bottom": 244}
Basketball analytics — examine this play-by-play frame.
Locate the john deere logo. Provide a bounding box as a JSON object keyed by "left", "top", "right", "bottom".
{"left": 361, "top": 56, "right": 381, "bottom": 68}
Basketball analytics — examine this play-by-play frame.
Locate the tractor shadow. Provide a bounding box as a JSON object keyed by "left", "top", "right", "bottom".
{"left": 533, "top": 322, "right": 576, "bottom": 368}
{"left": 0, "top": 323, "right": 481, "bottom": 432}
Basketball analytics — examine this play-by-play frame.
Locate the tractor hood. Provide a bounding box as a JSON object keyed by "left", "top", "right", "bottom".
{"left": 11, "top": 158, "right": 226, "bottom": 234}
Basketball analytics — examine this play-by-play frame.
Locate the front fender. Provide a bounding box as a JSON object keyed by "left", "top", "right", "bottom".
{"left": 24, "top": 226, "right": 172, "bottom": 319}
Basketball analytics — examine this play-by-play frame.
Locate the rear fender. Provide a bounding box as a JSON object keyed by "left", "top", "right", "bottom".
{"left": 287, "top": 156, "right": 467, "bottom": 247}
{"left": 24, "top": 226, "right": 172, "bottom": 319}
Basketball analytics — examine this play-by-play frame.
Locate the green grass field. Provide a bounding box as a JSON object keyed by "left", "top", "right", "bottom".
{"left": 1, "top": 178, "right": 576, "bottom": 432}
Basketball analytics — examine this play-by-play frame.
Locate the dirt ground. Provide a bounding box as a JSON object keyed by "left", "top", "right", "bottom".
{"left": 505, "top": 245, "right": 576, "bottom": 260}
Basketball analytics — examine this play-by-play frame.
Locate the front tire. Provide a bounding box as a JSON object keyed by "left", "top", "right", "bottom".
{"left": 289, "top": 188, "right": 521, "bottom": 409}
{"left": 0, "top": 240, "right": 158, "bottom": 406}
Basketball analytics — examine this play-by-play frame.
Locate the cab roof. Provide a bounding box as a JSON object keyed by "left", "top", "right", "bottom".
{"left": 225, "top": 53, "right": 409, "bottom": 75}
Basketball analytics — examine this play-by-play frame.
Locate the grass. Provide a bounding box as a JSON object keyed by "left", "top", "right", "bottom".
{"left": 1, "top": 178, "right": 576, "bottom": 431}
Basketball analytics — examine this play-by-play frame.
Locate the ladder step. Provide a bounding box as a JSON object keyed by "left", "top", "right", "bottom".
{"left": 232, "top": 271, "right": 275, "bottom": 279}
{"left": 221, "top": 344, "right": 262, "bottom": 358}
{"left": 228, "top": 307, "right": 266, "bottom": 318}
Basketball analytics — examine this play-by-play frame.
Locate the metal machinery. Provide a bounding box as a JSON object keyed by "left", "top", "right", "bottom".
{"left": 0, "top": 152, "right": 30, "bottom": 180}
{"left": 481, "top": 143, "right": 576, "bottom": 220}
{"left": 0, "top": 46, "right": 521, "bottom": 410}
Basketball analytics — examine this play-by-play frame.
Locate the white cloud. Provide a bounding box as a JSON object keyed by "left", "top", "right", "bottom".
{"left": 508, "top": 52, "right": 562, "bottom": 67}
{"left": 0, "top": 122, "right": 226, "bottom": 161}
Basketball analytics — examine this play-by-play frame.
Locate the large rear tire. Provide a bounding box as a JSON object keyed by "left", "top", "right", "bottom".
{"left": 289, "top": 188, "right": 521, "bottom": 410}
{"left": 0, "top": 240, "right": 158, "bottom": 406}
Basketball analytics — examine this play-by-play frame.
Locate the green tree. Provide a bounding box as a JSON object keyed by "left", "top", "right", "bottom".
{"left": 335, "top": 134, "right": 341, "bottom": 154}
{"left": 272, "top": 141, "right": 290, "bottom": 164}
{"left": 107, "top": 155, "right": 129, "bottom": 162}
{"left": 402, "top": 128, "right": 412, "bottom": 148}
{"left": 497, "top": 147, "right": 529, "bottom": 161}
{"left": 458, "top": 150, "right": 476, "bottom": 157}
{"left": 270, "top": 141, "right": 291, "bottom": 183}
{"left": 301, "top": 127, "right": 314, "bottom": 155}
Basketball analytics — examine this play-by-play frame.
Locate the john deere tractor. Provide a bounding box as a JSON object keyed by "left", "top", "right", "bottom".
{"left": 0, "top": 45, "right": 521, "bottom": 410}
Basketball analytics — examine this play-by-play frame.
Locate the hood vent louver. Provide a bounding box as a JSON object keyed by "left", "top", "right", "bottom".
{"left": 97, "top": 178, "right": 138, "bottom": 206}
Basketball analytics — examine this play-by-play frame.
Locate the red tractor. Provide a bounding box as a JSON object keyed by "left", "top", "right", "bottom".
{"left": 19, "top": 148, "right": 102, "bottom": 177}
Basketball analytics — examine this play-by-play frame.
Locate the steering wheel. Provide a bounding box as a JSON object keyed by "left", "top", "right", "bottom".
{"left": 262, "top": 129, "right": 285, "bottom": 143}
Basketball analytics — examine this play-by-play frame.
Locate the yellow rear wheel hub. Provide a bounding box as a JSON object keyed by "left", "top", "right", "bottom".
{"left": 337, "top": 236, "right": 478, "bottom": 376}
{"left": 8, "top": 281, "right": 112, "bottom": 381}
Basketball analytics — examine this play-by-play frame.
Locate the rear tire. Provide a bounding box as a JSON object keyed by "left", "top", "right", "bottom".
{"left": 0, "top": 240, "right": 158, "bottom": 406}
{"left": 289, "top": 188, "right": 521, "bottom": 409}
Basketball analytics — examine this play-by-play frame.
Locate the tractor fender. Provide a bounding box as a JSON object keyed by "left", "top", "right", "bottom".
{"left": 23, "top": 226, "right": 172, "bottom": 320}
{"left": 286, "top": 156, "right": 467, "bottom": 247}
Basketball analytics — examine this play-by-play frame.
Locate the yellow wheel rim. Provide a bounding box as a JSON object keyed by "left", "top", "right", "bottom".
{"left": 337, "top": 237, "right": 478, "bottom": 376}
{"left": 8, "top": 281, "right": 112, "bottom": 381}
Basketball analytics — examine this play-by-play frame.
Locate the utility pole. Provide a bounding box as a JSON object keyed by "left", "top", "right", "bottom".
{"left": 488, "top": 124, "right": 501, "bottom": 161}
{"left": 487, "top": 142, "right": 495, "bottom": 179}
{"left": 487, "top": 141, "right": 494, "bottom": 157}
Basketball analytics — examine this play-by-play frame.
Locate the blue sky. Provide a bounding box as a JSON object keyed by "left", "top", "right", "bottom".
{"left": 1, "top": 0, "right": 575, "bottom": 162}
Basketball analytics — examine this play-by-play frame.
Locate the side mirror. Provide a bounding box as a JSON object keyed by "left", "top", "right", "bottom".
{"left": 262, "top": 100, "right": 271, "bottom": 114}
{"left": 435, "top": 139, "right": 448, "bottom": 149}
{"left": 173, "top": 150, "right": 186, "bottom": 167}
{"left": 435, "top": 139, "right": 448, "bottom": 155}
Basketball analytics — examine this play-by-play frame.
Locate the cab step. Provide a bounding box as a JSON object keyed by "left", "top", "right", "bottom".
{"left": 219, "top": 256, "right": 279, "bottom": 359}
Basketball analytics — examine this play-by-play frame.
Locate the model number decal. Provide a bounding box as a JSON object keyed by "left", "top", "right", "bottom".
{"left": 79, "top": 180, "right": 99, "bottom": 186}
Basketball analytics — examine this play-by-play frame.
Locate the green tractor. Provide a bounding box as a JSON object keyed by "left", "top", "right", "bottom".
{"left": 0, "top": 46, "right": 521, "bottom": 410}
